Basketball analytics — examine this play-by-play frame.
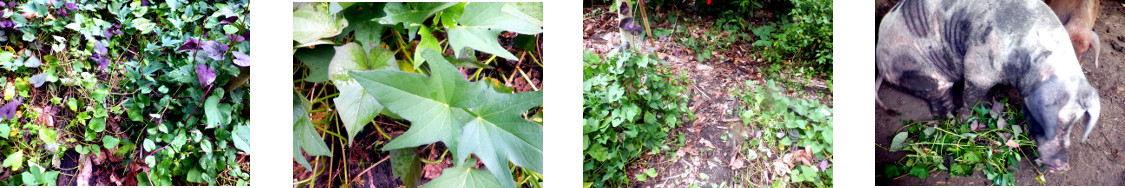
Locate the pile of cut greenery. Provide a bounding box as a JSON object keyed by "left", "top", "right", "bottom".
{"left": 882, "top": 99, "right": 1042, "bottom": 186}
{"left": 292, "top": 2, "right": 543, "bottom": 188}
{"left": 0, "top": 0, "right": 250, "bottom": 186}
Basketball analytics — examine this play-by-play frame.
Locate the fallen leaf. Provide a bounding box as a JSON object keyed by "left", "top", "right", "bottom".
{"left": 700, "top": 139, "right": 714, "bottom": 148}
{"left": 1006, "top": 139, "right": 1019, "bottom": 148}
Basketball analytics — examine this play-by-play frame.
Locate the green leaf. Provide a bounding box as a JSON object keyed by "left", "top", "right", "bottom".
{"left": 0, "top": 124, "right": 9, "bottom": 139}
{"left": 89, "top": 118, "right": 106, "bottom": 133}
{"left": 421, "top": 158, "right": 501, "bottom": 188}
{"left": 293, "top": 3, "right": 348, "bottom": 46}
{"left": 412, "top": 25, "right": 442, "bottom": 70}
{"left": 378, "top": 3, "right": 457, "bottom": 40}
{"left": 295, "top": 47, "right": 335, "bottom": 83}
{"left": 329, "top": 43, "right": 397, "bottom": 146}
{"left": 232, "top": 125, "right": 250, "bottom": 154}
{"left": 889, "top": 132, "right": 907, "bottom": 152}
{"left": 446, "top": 2, "right": 542, "bottom": 60}
{"left": 132, "top": 18, "right": 156, "bottom": 34}
{"left": 293, "top": 90, "right": 331, "bottom": 170}
{"left": 204, "top": 95, "right": 223, "bottom": 129}
{"left": 645, "top": 168, "right": 657, "bottom": 177}
{"left": 457, "top": 90, "right": 543, "bottom": 188}
{"left": 501, "top": 2, "right": 543, "bottom": 26}
{"left": 351, "top": 49, "right": 486, "bottom": 155}
{"left": 102, "top": 136, "right": 120, "bottom": 149}
{"left": 908, "top": 164, "right": 929, "bottom": 179}
{"left": 390, "top": 148, "right": 421, "bottom": 188}
{"left": 3, "top": 151, "right": 22, "bottom": 170}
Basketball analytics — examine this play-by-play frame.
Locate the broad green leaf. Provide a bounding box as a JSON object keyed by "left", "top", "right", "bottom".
{"left": 340, "top": 3, "right": 387, "bottom": 49}
{"left": 412, "top": 26, "right": 442, "bottom": 70}
{"left": 457, "top": 89, "right": 543, "bottom": 188}
{"left": 329, "top": 43, "right": 397, "bottom": 146}
{"left": 293, "top": 4, "right": 348, "bottom": 46}
{"left": 889, "top": 132, "right": 907, "bottom": 152}
{"left": 293, "top": 90, "right": 331, "bottom": 170}
{"left": 3, "top": 151, "right": 22, "bottom": 170}
{"left": 446, "top": 2, "right": 543, "bottom": 60}
{"left": 102, "top": 135, "right": 120, "bottom": 149}
{"left": 203, "top": 95, "right": 222, "bottom": 129}
{"left": 232, "top": 125, "right": 250, "bottom": 154}
{"left": 378, "top": 2, "right": 457, "bottom": 40}
{"left": 295, "top": 46, "right": 335, "bottom": 83}
{"left": 132, "top": 18, "right": 156, "bottom": 34}
{"left": 421, "top": 158, "right": 501, "bottom": 188}
{"left": 438, "top": 3, "right": 466, "bottom": 28}
{"left": 351, "top": 49, "right": 486, "bottom": 155}
{"left": 389, "top": 148, "right": 421, "bottom": 188}
{"left": 501, "top": 2, "right": 543, "bottom": 26}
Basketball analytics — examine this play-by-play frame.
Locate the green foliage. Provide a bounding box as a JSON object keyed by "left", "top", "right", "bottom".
{"left": 753, "top": 0, "right": 832, "bottom": 77}
{"left": 0, "top": 0, "right": 250, "bottom": 185}
{"left": 293, "top": 2, "right": 543, "bottom": 188}
{"left": 582, "top": 50, "right": 693, "bottom": 187}
{"left": 732, "top": 80, "right": 833, "bottom": 187}
{"left": 882, "top": 99, "right": 1036, "bottom": 186}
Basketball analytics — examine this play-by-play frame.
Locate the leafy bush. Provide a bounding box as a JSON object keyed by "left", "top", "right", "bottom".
{"left": 582, "top": 49, "right": 693, "bottom": 187}
{"left": 0, "top": 0, "right": 251, "bottom": 186}
{"left": 732, "top": 80, "right": 832, "bottom": 187}
{"left": 292, "top": 2, "right": 543, "bottom": 188}
{"left": 883, "top": 99, "right": 1037, "bottom": 186}
{"left": 751, "top": 0, "right": 832, "bottom": 76}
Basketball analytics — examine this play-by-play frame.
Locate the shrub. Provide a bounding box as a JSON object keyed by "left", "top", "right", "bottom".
{"left": 582, "top": 49, "right": 693, "bottom": 187}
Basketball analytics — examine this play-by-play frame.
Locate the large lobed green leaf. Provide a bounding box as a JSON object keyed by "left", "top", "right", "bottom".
{"left": 446, "top": 2, "right": 543, "bottom": 60}
{"left": 293, "top": 4, "right": 348, "bottom": 47}
{"left": 349, "top": 48, "right": 486, "bottom": 156}
{"left": 329, "top": 42, "right": 397, "bottom": 146}
{"left": 293, "top": 90, "right": 331, "bottom": 170}
{"left": 456, "top": 89, "right": 543, "bottom": 188}
{"left": 421, "top": 158, "right": 501, "bottom": 188}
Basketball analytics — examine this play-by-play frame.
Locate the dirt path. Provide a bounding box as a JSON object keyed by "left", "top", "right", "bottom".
{"left": 875, "top": 0, "right": 1125, "bottom": 185}
{"left": 583, "top": 5, "right": 832, "bottom": 187}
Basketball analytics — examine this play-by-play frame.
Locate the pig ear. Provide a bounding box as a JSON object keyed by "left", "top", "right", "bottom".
{"left": 1081, "top": 88, "right": 1101, "bottom": 142}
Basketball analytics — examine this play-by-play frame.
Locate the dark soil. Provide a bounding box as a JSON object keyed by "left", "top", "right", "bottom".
{"left": 583, "top": 3, "right": 831, "bottom": 187}
{"left": 875, "top": 0, "right": 1125, "bottom": 185}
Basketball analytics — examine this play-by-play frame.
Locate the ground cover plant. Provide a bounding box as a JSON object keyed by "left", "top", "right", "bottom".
{"left": 0, "top": 0, "right": 251, "bottom": 186}
{"left": 582, "top": 49, "right": 694, "bottom": 187}
{"left": 880, "top": 99, "right": 1042, "bottom": 186}
{"left": 583, "top": 0, "right": 832, "bottom": 187}
{"left": 292, "top": 2, "right": 543, "bottom": 188}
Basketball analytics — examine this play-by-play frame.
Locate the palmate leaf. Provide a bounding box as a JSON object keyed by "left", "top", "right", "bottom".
{"left": 293, "top": 3, "right": 348, "bottom": 46}
{"left": 350, "top": 48, "right": 486, "bottom": 156}
{"left": 378, "top": 2, "right": 457, "bottom": 40}
{"left": 389, "top": 148, "right": 421, "bottom": 188}
{"left": 293, "top": 90, "right": 331, "bottom": 170}
{"left": 328, "top": 42, "right": 397, "bottom": 146}
{"left": 412, "top": 25, "right": 441, "bottom": 70}
{"left": 457, "top": 89, "right": 543, "bottom": 188}
{"left": 446, "top": 2, "right": 543, "bottom": 60}
{"left": 421, "top": 158, "right": 501, "bottom": 188}
{"left": 294, "top": 46, "right": 334, "bottom": 83}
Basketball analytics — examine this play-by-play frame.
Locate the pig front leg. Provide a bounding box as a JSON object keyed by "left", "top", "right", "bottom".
{"left": 897, "top": 70, "right": 958, "bottom": 117}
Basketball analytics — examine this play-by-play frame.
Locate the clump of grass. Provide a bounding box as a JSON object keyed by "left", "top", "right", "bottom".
{"left": 882, "top": 98, "right": 1044, "bottom": 186}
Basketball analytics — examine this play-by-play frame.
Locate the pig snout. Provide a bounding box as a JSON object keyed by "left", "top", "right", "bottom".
{"left": 1034, "top": 134, "right": 1070, "bottom": 173}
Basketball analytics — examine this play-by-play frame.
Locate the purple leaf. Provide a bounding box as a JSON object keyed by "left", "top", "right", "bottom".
{"left": 196, "top": 64, "right": 216, "bottom": 87}
{"left": 29, "top": 73, "right": 45, "bottom": 88}
{"left": 232, "top": 51, "right": 249, "bottom": 67}
{"left": 102, "top": 28, "right": 114, "bottom": 39}
{"left": 219, "top": 16, "right": 238, "bottom": 24}
{"left": 241, "top": 30, "right": 249, "bottom": 41}
{"left": 0, "top": 2, "right": 6, "bottom": 7}
{"left": 0, "top": 98, "right": 21, "bottom": 120}
{"left": 140, "top": 0, "right": 149, "bottom": 6}
{"left": 818, "top": 160, "right": 829, "bottom": 172}
{"left": 92, "top": 54, "right": 110, "bottom": 71}
{"left": 226, "top": 33, "right": 245, "bottom": 43}
{"left": 0, "top": 20, "right": 13, "bottom": 29}
{"left": 66, "top": 3, "right": 77, "bottom": 10}
{"left": 93, "top": 41, "right": 107, "bottom": 55}
{"left": 201, "top": 41, "right": 229, "bottom": 61}
{"left": 177, "top": 38, "right": 200, "bottom": 51}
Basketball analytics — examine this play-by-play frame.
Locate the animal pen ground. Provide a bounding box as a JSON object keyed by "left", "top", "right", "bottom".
{"left": 875, "top": 0, "right": 1125, "bottom": 185}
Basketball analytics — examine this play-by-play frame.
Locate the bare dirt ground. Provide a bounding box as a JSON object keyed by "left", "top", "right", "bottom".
{"left": 584, "top": 4, "right": 831, "bottom": 187}
{"left": 875, "top": 0, "right": 1125, "bottom": 185}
